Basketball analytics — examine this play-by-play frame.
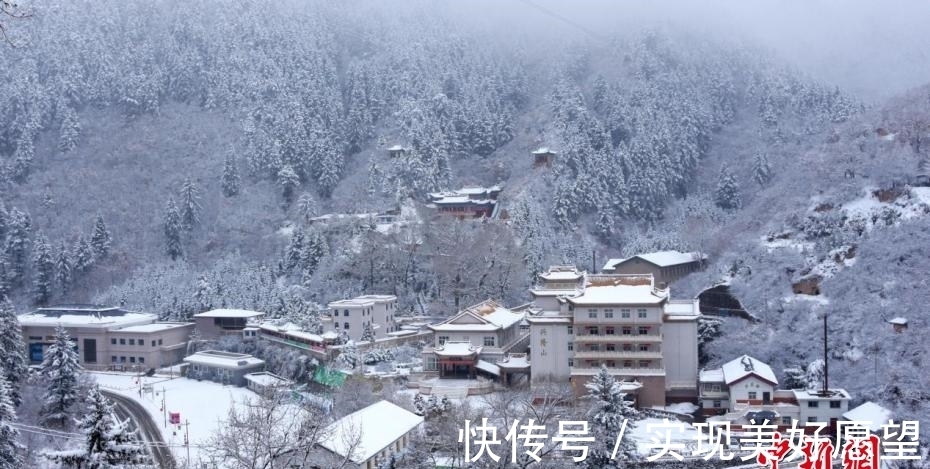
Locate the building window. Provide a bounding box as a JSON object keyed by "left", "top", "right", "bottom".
{"left": 748, "top": 392, "right": 757, "bottom": 400}
{"left": 152, "top": 340, "right": 156, "bottom": 347}
{"left": 588, "top": 312, "right": 597, "bottom": 319}
{"left": 139, "top": 339, "right": 145, "bottom": 346}
{"left": 120, "top": 356, "right": 126, "bottom": 363}
{"left": 587, "top": 308, "right": 597, "bottom": 313}
{"left": 139, "top": 357, "right": 144, "bottom": 364}
{"left": 111, "top": 356, "right": 117, "bottom": 363}
{"left": 567, "top": 325, "right": 573, "bottom": 334}
{"left": 623, "top": 360, "right": 633, "bottom": 368}
{"left": 829, "top": 401, "right": 841, "bottom": 409}
{"left": 589, "top": 361, "right": 599, "bottom": 367}
{"left": 344, "top": 309, "right": 349, "bottom": 316}
{"left": 622, "top": 344, "right": 632, "bottom": 351}
{"left": 344, "top": 322, "right": 350, "bottom": 329}
{"left": 604, "top": 311, "right": 614, "bottom": 318}
{"left": 606, "top": 360, "right": 615, "bottom": 367}
{"left": 638, "top": 326, "right": 649, "bottom": 335}
{"left": 637, "top": 309, "right": 647, "bottom": 318}
{"left": 639, "top": 360, "right": 650, "bottom": 368}
{"left": 622, "top": 327, "right": 632, "bottom": 335}
{"left": 335, "top": 322, "right": 340, "bottom": 328}
{"left": 568, "top": 359, "right": 574, "bottom": 367}
{"left": 621, "top": 309, "right": 631, "bottom": 318}
{"left": 709, "top": 384, "right": 721, "bottom": 392}
{"left": 587, "top": 327, "right": 598, "bottom": 335}
{"left": 130, "top": 357, "right": 136, "bottom": 363}
{"left": 568, "top": 342, "right": 573, "bottom": 351}
{"left": 129, "top": 339, "right": 135, "bottom": 346}
{"left": 110, "top": 338, "right": 116, "bottom": 345}
{"left": 605, "top": 344, "right": 615, "bottom": 351}
{"left": 438, "top": 336, "right": 449, "bottom": 345}
{"left": 808, "top": 401, "right": 819, "bottom": 408}
{"left": 120, "top": 339, "right": 126, "bottom": 345}
{"left": 158, "top": 339, "right": 162, "bottom": 346}
{"left": 639, "top": 344, "right": 649, "bottom": 352}
{"left": 782, "top": 417, "right": 792, "bottom": 425}
{"left": 590, "top": 344, "right": 600, "bottom": 352}
{"left": 807, "top": 416, "right": 818, "bottom": 423}
{"left": 713, "top": 400, "right": 721, "bottom": 408}
{"left": 605, "top": 326, "right": 615, "bottom": 335}
{"left": 483, "top": 336, "right": 495, "bottom": 347}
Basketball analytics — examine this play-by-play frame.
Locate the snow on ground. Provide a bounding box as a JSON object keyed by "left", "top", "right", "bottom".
{"left": 783, "top": 294, "right": 831, "bottom": 305}
{"left": 911, "top": 187, "right": 930, "bottom": 205}
{"left": 659, "top": 402, "right": 699, "bottom": 415}
{"left": 93, "top": 372, "right": 256, "bottom": 468}
{"left": 628, "top": 417, "right": 702, "bottom": 458}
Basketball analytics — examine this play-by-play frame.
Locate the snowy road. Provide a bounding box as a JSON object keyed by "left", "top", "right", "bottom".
{"left": 102, "top": 389, "right": 177, "bottom": 469}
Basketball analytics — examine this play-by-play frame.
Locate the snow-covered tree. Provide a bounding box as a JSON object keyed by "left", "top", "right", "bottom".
{"left": 55, "top": 242, "right": 73, "bottom": 292}
{"left": 40, "top": 324, "right": 83, "bottom": 428}
{"left": 697, "top": 316, "right": 723, "bottom": 366}
{"left": 277, "top": 164, "right": 300, "bottom": 205}
{"left": 335, "top": 342, "right": 360, "bottom": 370}
{"left": 752, "top": 153, "right": 773, "bottom": 187}
{"left": 58, "top": 104, "right": 81, "bottom": 153}
{"left": 782, "top": 365, "right": 808, "bottom": 390}
{"left": 44, "top": 386, "right": 147, "bottom": 468}
{"left": 72, "top": 236, "right": 95, "bottom": 272}
{"left": 0, "top": 300, "right": 27, "bottom": 408}
{"left": 715, "top": 164, "right": 742, "bottom": 210}
{"left": 805, "top": 359, "right": 825, "bottom": 391}
{"left": 31, "top": 234, "right": 54, "bottom": 306}
{"left": 164, "top": 197, "right": 183, "bottom": 260}
{"left": 90, "top": 214, "right": 112, "bottom": 258}
{"left": 0, "top": 373, "right": 23, "bottom": 469}
{"left": 360, "top": 322, "right": 375, "bottom": 343}
{"left": 179, "top": 177, "right": 202, "bottom": 230}
{"left": 221, "top": 155, "right": 241, "bottom": 197}
{"left": 583, "top": 366, "right": 641, "bottom": 468}
{"left": 296, "top": 192, "right": 318, "bottom": 222}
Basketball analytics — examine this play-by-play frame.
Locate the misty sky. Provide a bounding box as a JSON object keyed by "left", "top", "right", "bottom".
{"left": 463, "top": 0, "right": 930, "bottom": 103}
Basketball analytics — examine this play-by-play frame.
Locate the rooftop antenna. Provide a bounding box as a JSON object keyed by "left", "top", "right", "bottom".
{"left": 592, "top": 249, "right": 597, "bottom": 274}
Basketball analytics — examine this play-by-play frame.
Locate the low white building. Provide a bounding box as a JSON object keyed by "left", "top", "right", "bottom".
{"left": 699, "top": 355, "right": 779, "bottom": 414}
{"left": 843, "top": 401, "right": 894, "bottom": 433}
{"left": 192, "top": 309, "right": 265, "bottom": 340}
{"left": 243, "top": 371, "right": 293, "bottom": 395}
{"left": 316, "top": 400, "right": 423, "bottom": 469}
{"left": 601, "top": 250, "right": 706, "bottom": 285}
{"left": 183, "top": 350, "right": 265, "bottom": 386}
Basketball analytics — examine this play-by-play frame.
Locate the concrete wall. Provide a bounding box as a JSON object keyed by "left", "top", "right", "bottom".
{"left": 529, "top": 322, "right": 571, "bottom": 384}
{"left": 662, "top": 320, "right": 698, "bottom": 393}
{"left": 728, "top": 376, "right": 776, "bottom": 408}
{"left": 22, "top": 323, "right": 194, "bottom": 369}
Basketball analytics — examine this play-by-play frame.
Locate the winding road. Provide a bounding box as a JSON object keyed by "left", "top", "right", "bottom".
{"left": 101, "top": 389, "right": 177, "bottom": 469}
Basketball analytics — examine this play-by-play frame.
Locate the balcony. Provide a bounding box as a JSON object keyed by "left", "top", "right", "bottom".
{"left": 572, "top": 350, "right": 663, "bottom": 360}
{"left": 570, "top": 366, "right": 665, "bottom": 376}
{"left": 573, "top": 334, "right": 662, "bottom": 343}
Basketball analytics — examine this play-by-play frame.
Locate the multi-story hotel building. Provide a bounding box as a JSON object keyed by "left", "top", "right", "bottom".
{"left": 527, "top": 266, "right": 700, "bottom": 407}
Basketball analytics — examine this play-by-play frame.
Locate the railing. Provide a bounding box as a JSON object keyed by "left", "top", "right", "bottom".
{"left": 572, "top": 350, "right": 663, "bottom": 359}
{"left": 572, "top": 334, "right": 662, "bottom": 343}
{"left": 570, "top": 366, "right": 665, "bottom": 375}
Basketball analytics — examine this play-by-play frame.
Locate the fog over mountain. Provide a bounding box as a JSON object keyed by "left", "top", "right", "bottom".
{"left": 0, "top": 1, "right": 928, "bottom": 466}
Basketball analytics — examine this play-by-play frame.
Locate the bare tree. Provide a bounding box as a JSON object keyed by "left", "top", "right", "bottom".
{"left": 206, "top": 391, "right": 332, "bottom": 469}
{"left": 0, "top": 0, "right": 30, "bottom": 46}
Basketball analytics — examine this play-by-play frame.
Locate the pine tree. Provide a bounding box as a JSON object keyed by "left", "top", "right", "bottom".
{"left": 583, "top": 366, "right": 641, "bottom": 468}
{"left": 277, "top": 164, "right": 300, "bottom": 205}
{"left": 72, "top": 236, "right": 95, "bottom": 272}
{"left": 0, "top": 300, "right": 27, "bottom": 408}
{"left": 58, "top": 104, "right": 81, "bottom": 153}
{"left": 296, "top": 192, "right": 318, "bottom": 222}
{"left": 55, "top": 242, "right": 73, "bottom": 292}
{"left": 0, "top": 373, "right": 23, "bottom": 469}
{"left": 40, "top": 324, "right": 83, "bottom": 428}
{"left": 221, "top": 155, "right": 241, "bottom": 197}
{"left": 10, "top": 138, "right": 33, "bottom": 184}
{"left": 90, "top": 214, "right": 112, "bottom": 258}
{"left": 0, "top": 256, "right": 8, "bottom": 301}
{"left": 752, "top": 153, "right": 773, "bottom": 187}
{"left": 164, "top": 198, "right": 183, "bottom": 260}
{"left": 44, "top": 386, "right": 147, "bottom": 468}
{"left": 179, "top": 177, "right": 202, "bottom": 230}
{"left": 360, "top": 323, "right": 375, "bottom": 343}
{"left": 714, "top": 164, "right": 742, "bottom": 210}
{"left": 194, "top": 275, "right": 212, "bottom": 312}
{"left": 3, "top": 208, "right": 30, "bottom": 288}
{"left": 31, "top": 235, "right": 54, "bottom": 306}
{"left": 299, "top": 230, "right": 328, "bottom": 283}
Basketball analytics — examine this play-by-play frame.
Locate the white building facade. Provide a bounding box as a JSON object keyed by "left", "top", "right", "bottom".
{"left": 327, "top": 295, "right": 399, "bottom": 341}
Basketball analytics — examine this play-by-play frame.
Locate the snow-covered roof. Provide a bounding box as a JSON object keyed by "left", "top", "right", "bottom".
{"left": 321, "top": 331, "right": 339, "bottom": 339}
{"left": 721, "top": 355, "right": 777, "bottom": 385}
{"left": 115, "top": 322, "right": 193, "bottom": 333}
{"left": 183, "top": 350, "right": 264, "bottom": 369}
{"left": 497, "top": 353, "right": 530, "bottom": 370}
{"left": 244, "top": 372, "right": 292, "bottom": 388}
{"left": 433, "top": 341, "right": 481, "bottom": 357}
{"left": 532, "top": 147, "right": 556, "bottom": 154}
{"left": 567, "top": 281, "right": 668, "bottom": 306}
{"left": 792, "top": 388, "right": 851, "bottom": 400}
{"left": 529, "top": 288, "right": 582, "bottom": 297}
{"left": 319, "top": 400, "right": 423, "bottom": 464}
{"left": 328, "top": 298, "right": 376, "bottom": 308}
{"left": 19, "top": 307, "right": 156, "bottom": 329}
{"left": 476, "top": 360, "right": 500, "bottom": 376}
{"left": 539, "top": 270, "right": 583, "bottom": 281}
{"left": 429, "top": 300, "right": 525, "bottom": 332}
{"left": 193, "top": 309, "right": 264, "bottom": 319}
{"left": 843, "top": 402, "right": 893, "bottom": 432}
{"left": 355, "top": 294, "right": 396, "bottom": 302}
{"left": 664, "top": 299, "right": 700, "bottom": 320}
{"left": 604, "top": 250, "right": 706, "bottom": 270}
{"left": 699, "top": 369, "right": 725, "bottom": 383}
{"left": 387, "top": 145, "right": 406, "bottom": 151}
{"left": 888, "top": 317, "right": 908, "bottom": 325}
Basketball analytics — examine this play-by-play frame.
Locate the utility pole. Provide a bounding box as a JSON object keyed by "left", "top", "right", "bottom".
{"left": 821, "top": 313, "right": 829, "bottom": 396}
{"left": 162, "top": 388, "right": 167, "bottom": 428}
{"left": 184, "top": 419, "right": 191, "bottom": 463}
